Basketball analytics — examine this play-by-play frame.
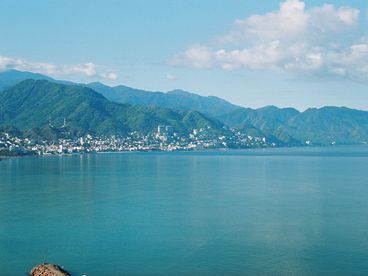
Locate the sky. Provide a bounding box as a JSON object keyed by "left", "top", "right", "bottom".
{"left": 0, "top": 0, "right": 368, "bottom": 110}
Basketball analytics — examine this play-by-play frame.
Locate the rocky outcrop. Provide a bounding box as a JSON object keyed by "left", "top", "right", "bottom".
{"left": 29, "top": 263, "right": 70, "bottom": 276}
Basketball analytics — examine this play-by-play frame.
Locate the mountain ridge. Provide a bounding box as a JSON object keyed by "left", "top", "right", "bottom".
{"left": 0, "top": 79, "right": 224, "bottom": 139}
{"left": 85, "top": 81, "right": 241, "bottom": 117}
{"left": 1, "top": 70, "right": 368, "bottom": 146}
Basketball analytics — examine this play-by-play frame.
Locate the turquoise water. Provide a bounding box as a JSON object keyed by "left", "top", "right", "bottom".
{"left": 1, "top": 147, "right": 368, "bottom": 275}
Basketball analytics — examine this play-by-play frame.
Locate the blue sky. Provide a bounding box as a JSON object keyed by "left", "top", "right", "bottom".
{"left": 0, "top": 0, "right": 368, "bottom": 110}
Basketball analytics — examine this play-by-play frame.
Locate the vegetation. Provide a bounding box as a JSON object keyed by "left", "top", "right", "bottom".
{"left": 220, "top": 106, "right": 368, "bottom": 145}
{"left": 0, "top": 80, "right": 224, "bottom": 137}
{"left": 1, "top": 70, "right": 368, "bottom": 146}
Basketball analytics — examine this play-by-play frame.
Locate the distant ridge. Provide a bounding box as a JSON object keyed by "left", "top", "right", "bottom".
{"left": 86, "top": 82, "right": 241, "bottom": 118}
{"left": 0, "top": 70, "right": 54, "bottom": 91}
{"left": 0, "top": 69, "right": 73, "bottom": 91}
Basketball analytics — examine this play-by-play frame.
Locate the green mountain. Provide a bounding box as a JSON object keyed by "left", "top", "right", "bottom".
{"left": 220, "top": 106, "right": 368, "bottom": 145}
{"left": 1, "top": 70, "right": 367, "bottom": 146}
{"left": 83, "top": 82, "right": 368, "bottom": 145}
{"left": 86, "top": 82, "right": 240, "bottom": 117}
{"left": 0, "top": 70, "right": 240, "bottom": 117}
{"left": 0, "top": 80, "right": 224, "bottom": 139}
{"left": 288, "top": 107, "right": 368, "bottom": 145}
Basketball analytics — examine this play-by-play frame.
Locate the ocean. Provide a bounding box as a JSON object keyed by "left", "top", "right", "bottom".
{"left": 1, "top": 147, "right": 368, "bottom": 275}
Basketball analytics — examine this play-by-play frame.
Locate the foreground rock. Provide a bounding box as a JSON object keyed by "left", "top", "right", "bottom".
{"left": 30, "top": 263, "right": 70, "bottom": 276}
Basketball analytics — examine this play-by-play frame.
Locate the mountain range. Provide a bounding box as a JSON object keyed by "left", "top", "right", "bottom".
{"left": 1, "top": 69, "right": 368, "bottom": 145}
{"left": 86, "top": 81, "right": 240, "bottom": 118}
{"left": 0, "top": 79, "right": 223, "bottom": 140}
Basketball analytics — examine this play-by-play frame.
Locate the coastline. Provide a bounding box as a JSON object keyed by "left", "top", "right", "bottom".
{"left": 1, "top": 144, "right": 368, "bottom": 160}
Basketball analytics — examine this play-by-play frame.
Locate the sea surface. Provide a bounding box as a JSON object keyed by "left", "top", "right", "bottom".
{"left": 1, "top": 146, "right": 368, "bottom": 275}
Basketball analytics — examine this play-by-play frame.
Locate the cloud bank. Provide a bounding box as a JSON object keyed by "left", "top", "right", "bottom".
{"left": 171, "top": 0, "right": 368, "bottom": 80}
{"left": 0, "top": 55, "right": 118, "bottom": 81}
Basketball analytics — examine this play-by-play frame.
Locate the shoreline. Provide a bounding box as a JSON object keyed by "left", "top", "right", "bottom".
{"left": 1, "top": 144, "right": 367, "bottom": 160}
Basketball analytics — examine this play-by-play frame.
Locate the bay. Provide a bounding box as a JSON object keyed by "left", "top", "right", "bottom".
{"left": 1, "top": 146, "right": 368, "bottom": 275}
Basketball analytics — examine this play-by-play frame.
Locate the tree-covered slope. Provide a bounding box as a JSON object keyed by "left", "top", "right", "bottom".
{"left": 0, "top": 80, "right": 224, "bottom": 137}
{"left": 1, "top": 70, "right": 367, "bottom": 146}
{"left": 220, "top": 105, "right": 368, "bottom": 145}
{"left": 288, "top": 107, "right": 368, "bottom": 145}
{"left": 0, "top": 70, "right": 241, "bottom": 118}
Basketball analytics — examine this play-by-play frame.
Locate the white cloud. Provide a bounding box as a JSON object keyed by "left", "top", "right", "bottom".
{"left": 170, "top": 0, "right": 368, "bottom": 80}
{"left": 231, "top": 0, "right": 309, "bottom": 43}
{"left": 100, "top": 72, "right": 118, "bottom": 81}
{"left": 170, "top": 45, "right": 214, "bottom": 69}
{"left": 166, "top": 73, "right": 178, "bottom": 81}
{"left": 0, "top": 56, "right": 118, "bottom": 81}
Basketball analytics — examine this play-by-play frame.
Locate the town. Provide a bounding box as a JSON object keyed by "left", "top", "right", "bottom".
{"left": 0, "top": 125, "right": 275, "bottom": 157}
